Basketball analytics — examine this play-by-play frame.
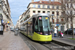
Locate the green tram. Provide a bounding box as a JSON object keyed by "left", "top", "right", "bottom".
{"left": 20, "top": 14, "right": 52, "bottom": 42}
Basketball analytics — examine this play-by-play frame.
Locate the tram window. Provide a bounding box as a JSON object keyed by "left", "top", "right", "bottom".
{"left": 38, "top": 20, "right": 43, "bottom": 32}
{"left": 39, "top": 20, "right": 42, "bottom": 26}
{"left": 34, "top": 19, "right": 38, "bottom": 32}
{"left": 35, "top": 25, "right": 38, "bottom": 31}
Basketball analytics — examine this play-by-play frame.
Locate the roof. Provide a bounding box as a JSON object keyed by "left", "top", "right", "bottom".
{"left": 32, "top": 13, "right": 50, "bottom": 18}
{"left": 31, "top": 1, "right": 61, "bottom": 5}
{"left": 27, "top": 1, "right": 61, "bottom": 8}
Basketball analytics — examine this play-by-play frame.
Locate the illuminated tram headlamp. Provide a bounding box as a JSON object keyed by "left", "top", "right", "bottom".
{"left": 50, "top": 32, "right": 51, "bottom": 34}
{"left": 40, "top": 32, "right": 42, "bottom": 35}
{"left": 39, "top": 17, "right": 42, "bottom": 19}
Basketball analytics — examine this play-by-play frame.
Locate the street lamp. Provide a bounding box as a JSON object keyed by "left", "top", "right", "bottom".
{"left": 56, "top": 11, "right": 59, "bottom": 34}
{"left": 50, "top": 14, "right": 54, "bottom": 29}
{"left": 51, "top": 14, "right": 54, "bottom": 36}
{"left": 51, "top": 14, "right": 54, "bottom": 27}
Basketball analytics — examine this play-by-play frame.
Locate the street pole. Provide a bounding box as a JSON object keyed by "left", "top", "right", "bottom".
{"left": 67, "top": 17, "right": 68, "bottom": 36}
{"left": 71, "top": 2, "right": 74, "bottom": 39}
{"left": 57, "top": 11, "right": 58, "bottom": 36}
{"left": 70, "top": 5, "right": 74, "bottom": 38}
{"left": 71, "top": 17, "right": 74, "bottom": 39}
{"left": 52, "top": 14, "right": 54, "bottom": 36}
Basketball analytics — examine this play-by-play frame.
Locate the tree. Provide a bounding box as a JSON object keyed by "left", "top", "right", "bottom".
{"left": 61, "top": 0, "right": 75, "bottom": 38}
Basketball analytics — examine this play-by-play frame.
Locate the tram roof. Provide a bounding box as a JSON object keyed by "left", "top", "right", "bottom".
{"left": 32, "top": 13, "right": 50, "bottom": 18}
{"left": 21, "top": 13, "right": 50, "bottom": 25}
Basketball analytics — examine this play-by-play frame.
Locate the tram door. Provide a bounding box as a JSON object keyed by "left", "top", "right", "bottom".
{"left": 32, "top": 17, "right": 38, "bottom": 33}
{"left": 32, "top": 18, "right": 36, "bottom": 33}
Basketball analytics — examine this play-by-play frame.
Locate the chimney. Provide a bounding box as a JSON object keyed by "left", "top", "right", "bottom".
{"left": 49, "top": 0, "right": 51, "bottom": 3}
{"left": 32, "top": 0, "right": 34, "bottom": 2}
{"left": 40, "top": 0, "right": 42, "bottom": 3}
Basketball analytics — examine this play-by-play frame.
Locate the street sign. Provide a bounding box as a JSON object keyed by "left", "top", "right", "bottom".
{"left": 56, "top": 24, "right": 60, "bottom": 26}
{"left": 1, "top": 20, "right": 4, "bottom": 23}
{"left": 7, "top": 21, "right": 10, "bottom": 23}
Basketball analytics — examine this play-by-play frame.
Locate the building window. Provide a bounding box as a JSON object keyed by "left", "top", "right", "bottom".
{"left": 43, "top": 11, "right": 45, "bottom": 13}
{"left": 38, "top": 11, "right": 40, "bottom": 13}
{"left": 43, "top": 5, "right": 45, "bottom": 8}
{"left": 69, "top": 0, "right": 70, "bottom": 2}
{"left": 61, "top": 18, "right": 64, "bottom": 21}
{"left": 53, "top": 19, "right": 54, "bottom": 23}
{"left": 52, "top": 11, "right": 54, "bottom": 14}
{"left": 69, "top": 3, "right": 71, "bottom": 8}
{"left": 38, "top": 5, "right": 40, "bottom": 8}
{"left": 33, "top": 11, "right": 35, "bottom": 13}
{"left": 33, "top": 5, "right": 35, "bottom": 8}
{"left": 47, "top": 11, "right": 50, "bottom": 14}
{"left": 73, "top": 10, "right": 75, "bottom": 15}
{"left": 57, "top": 19, "right": 59, "bottom": 23}
{"left": 56, "top": 6, "right": 59, "bottom": 9}
{"left": 56, "top": 11, "right": 59, "bottom": 16}
{"left": 66, "top": 3, "right": 68, "bottom": 7}
{"left": 52, "top": 6, "right": 54, "bottom": 9}
{"left": 47, "top": 5, "right": 50, "bottom": 8}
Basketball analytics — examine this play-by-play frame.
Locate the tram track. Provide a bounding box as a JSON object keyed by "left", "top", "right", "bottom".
{"left": 41, "top": 42, "right": 71, "bottom": 50}
{"left": 19, "top": 32, "right": 72, "bottom": 50}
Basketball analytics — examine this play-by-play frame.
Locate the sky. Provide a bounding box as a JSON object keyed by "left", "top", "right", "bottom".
{"left": 8, "top": 0, "right": 50, "bottom": 26}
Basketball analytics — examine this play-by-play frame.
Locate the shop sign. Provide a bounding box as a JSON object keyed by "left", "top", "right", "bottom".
{"left": 7, "top": 21, "right": 9, "bottom": 23}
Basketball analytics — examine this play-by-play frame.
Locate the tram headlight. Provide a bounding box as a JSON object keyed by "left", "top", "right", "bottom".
{"left": 50, "top": 32, "right": 51, "bottom": 34}
{"left": 39, "top": 17, "right": 42, "bottom": 20}
{"left": 40, "top": 32, "right": 42, "bottom": 35}
{"left": 38, "top": 32, "right": 43, "bottom": 35}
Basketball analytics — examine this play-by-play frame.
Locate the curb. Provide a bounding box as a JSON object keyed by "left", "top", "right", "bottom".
{"left": 52, "top": 39, "right": 75, "bottom": 50}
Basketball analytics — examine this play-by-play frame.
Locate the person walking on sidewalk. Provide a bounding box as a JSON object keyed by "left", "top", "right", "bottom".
{"left": 58, "top": 31, "right": 64, "bottom": 38}
{"left": 54, "top": 27, "right": 57, "bottom": 37}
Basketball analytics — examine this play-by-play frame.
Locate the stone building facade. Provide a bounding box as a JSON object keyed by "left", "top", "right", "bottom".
{"left": 61, "top": 0, "right": 75, "bottom": 30}
{"left": 18, "top": 0, "right": 66, "bottom": 32}
{"left": 0, "top": 0, "right": 13, "bottom": 31}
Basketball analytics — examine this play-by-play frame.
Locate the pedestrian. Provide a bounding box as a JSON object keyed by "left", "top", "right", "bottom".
{"left": 58, "top": 30, "right": 61, "bottom": 37}
{"left": 54, "top": 26, "right": 57, "bottom": 37}
{"left": 58, "top": 30, "right": 64, "bottom": 38}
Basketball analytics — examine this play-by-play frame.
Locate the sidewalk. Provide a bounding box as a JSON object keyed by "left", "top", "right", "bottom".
{"left": 52, "top": 34, "right": 75, "bottom": 46}
{"left": 0, "top": 31, "right": 30, "bottom": 50}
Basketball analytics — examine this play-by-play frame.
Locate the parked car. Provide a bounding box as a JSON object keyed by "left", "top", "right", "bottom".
{"left": 64, "top": 28, "right": 75, "bottom": 35}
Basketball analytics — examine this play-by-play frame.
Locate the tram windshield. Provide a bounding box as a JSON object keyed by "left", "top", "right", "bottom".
{"left": 38, "top": 16, "right": 50, "bottom": 32}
